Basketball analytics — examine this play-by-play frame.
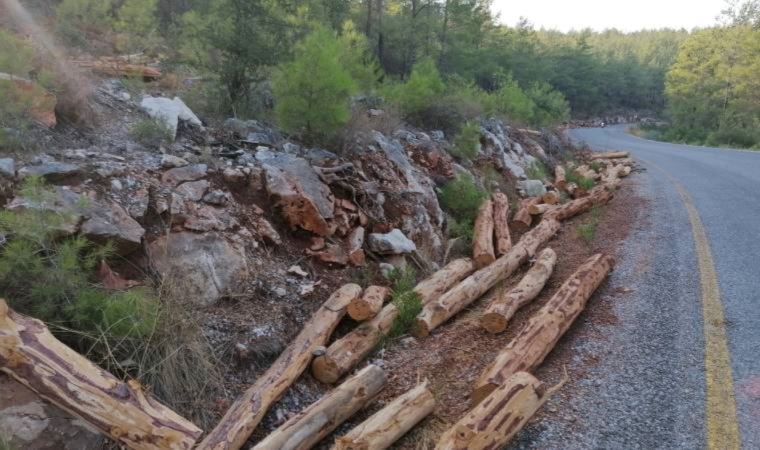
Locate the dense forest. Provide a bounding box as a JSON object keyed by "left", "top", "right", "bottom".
{"left": 1, "top": 0, "right": 759, "bottom": 147}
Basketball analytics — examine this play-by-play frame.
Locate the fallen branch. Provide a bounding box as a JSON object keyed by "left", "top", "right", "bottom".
{"left": 0, "top": 300, "right": 201, "bottom": 450}
{"left": 252, "top": 365, "right": 386, "bottom": 450}
{"left": 333, "top": 380, "right": 435, "bottom": 450}
{"left": 413, "top": 219, "right": 561, "bottom": 337}
{"left": 472, "top": 254, "right": 614, "bottom": 405}
{"left": 436, "top": 372, "right": 562, "bottom": 450}
{"left": 198, "top": 284, "right": 362, "bottom": 450}
{"left": 481, "top": 248, "right": 557, "bottom": 334}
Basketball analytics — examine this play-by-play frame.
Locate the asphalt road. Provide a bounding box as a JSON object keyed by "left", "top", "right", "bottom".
{"left": 531, "top": 125, "right": 760, "bottom": 449}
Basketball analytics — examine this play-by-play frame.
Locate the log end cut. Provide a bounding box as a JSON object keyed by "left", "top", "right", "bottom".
{"left": 481, "top": 312, "right": 508, "bottom": 334}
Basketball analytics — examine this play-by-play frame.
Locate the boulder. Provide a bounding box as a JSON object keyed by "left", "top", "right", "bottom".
{"left": 147, "top": 232, "right": 248, "bottom": 306}
{"left": 0, "top": 374, "right": 104, "bottom": 450}
{"left": 140, "top": 96, "right": 203, "bottom": 140}
{"left": 80, "top": 202, "right": 145, "bottom": 254}
{"left": 518, "top": 179, "right": 547, "bottom": 197}
{"left": 261, "top": 153, "right": 334, "bottom": 236}
{"left": 161, "top": 154, "right": 189, "bottom": 168}
{"left": 18, "top": 162, "right": 80, "bottom": 183}
{"left": 0, "top": 158, "right": 15, "bottom": 178}
{"left": 175, "top": 179, "right": 209, "bottom": 201}
{"left": 368, "top": 228, "right": 416, "bottom": 255}
{"left": 161, "top": 163, "right": 208, "bottom": 186}
{"left": 7, "top": 186, "right": 83, "bottom": 236}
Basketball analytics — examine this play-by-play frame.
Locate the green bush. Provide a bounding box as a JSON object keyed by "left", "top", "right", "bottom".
{"left": 526, "top": 82, "right": 570, "bottom": 126}
{"left": 273, "top": 26, "right": 355, "bottom": 143}
{"left": 489, "top": 76, "right": 536, "bottom": 124}
{"left": 566, "top": 169, "right": 595, "bottom": 190}
{"left": 56, "top": 0, "right": 113, "bottom": 45}
{"left": 451, "top": 121, "right": 481, "bottom": 160}
{"left": 114, "top": 0, "right": 160, "bottom": 52}
{"left": 386, "top": 267, "right": 422, "bottom": 339}
{"left": 386, "top": 58, "right": 445, "bottom": 120}
{"left": 131, "top": 118, "right": 172, "bottom": 147}
{"left": 438, "top": 173, "right": 488, "bottom": 241}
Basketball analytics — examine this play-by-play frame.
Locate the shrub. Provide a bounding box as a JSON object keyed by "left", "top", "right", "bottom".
{"left": 386, "top": 267, "right": 422, "bottom": 339}
{"left": 273, "top": 26, "right": 355, "bottom": 143}
{"left": 114, "top": 0, "right": 160, "bottom": 52}
{"left": 131, "top": 118, "right": 172, "bottom": 147}
{"left": 525, "top": 160, "right": 549, "bottom": 181}
{"left": 56, "top": 0, "right": 113, "bottom": 45}
{"left": 489, "top": 76, "right": 535, "bottom": 124}
{"left": 386, "top": 58, "right": 445, "bottom": 120}
{"left": 438, "top": 173, "right": 488, "bottom": 242}
{"left": 451, "top": 121, "right": 481, "bottom": 160}
{"left": 527, "top": 82, "right": 570, "bottom": 127}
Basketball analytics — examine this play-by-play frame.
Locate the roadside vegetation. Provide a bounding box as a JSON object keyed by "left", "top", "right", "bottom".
{"left": 438, "top": 173, "right": 488, "bottom": 244}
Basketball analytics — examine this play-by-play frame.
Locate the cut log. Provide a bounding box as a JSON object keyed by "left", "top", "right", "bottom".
{"left": 510, "top": 197, "right": 541, "bottom": 233}
{"left": 333, "top": 380, "right": 435, "bottom": 450}
{"left": 542, "top": 190, "right": 560, "bottom": 205}
{"left": 527, "top": 203, "right": 553, "bottom": 216}
{"left": 544, "top": 185, "right": 612, "bottom": 221}
{"left": 472, "top": 200, "right": 495, "bottom": 268}
{"left": 436, "top": 372, "right": 560, "bottom": 450}
{"left": 413, "top": 258, "right": 475, "bottom": 305}
{"left": 564, "top": 182, "right": 587, "bottom": 199}
{"left": 554, "top": 166, "right": 566, "bottom": 191}
{"left": 198, "top": 284, "right": 362, "bottom": 450}
{"left": 574, "top": 165, "right": 598, "bottom": 180}
{"left": 413, "top": 219, "right": 561, "bottom": 337}
{"left": 481, "top": 248, "right": 557, "bottom": 334}
{"left": 348, "top": 285, "right": 389, "bottom": 321}
{"left": 313, "top": 304, "right": 398, "bottom": 384}
{"left": 472, "top": 254, "right": 614, "bottom": 405}
{"left": 252, "top": 365, "right": 386, "bottom": 450}
{"left": 0, "top": 300, "right": 202, "bottom": 450}
{"left": 590, "top": 151, "right": 629, "bottom": 160}
{"left": 491, "top": 193, "right": 512, "bottom": 255}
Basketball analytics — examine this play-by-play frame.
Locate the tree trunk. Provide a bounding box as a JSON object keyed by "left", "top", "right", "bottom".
{"left": 413, "top": 219, "right": 561, "bottom": 337}
{"left": 472, "top": 254, "right": 615, "bottom": 405}
{"left": 0, "top": 300, "right": 202, "bottom": 450}
{"left": 252, "top": 365, "right": 387, "bottom": 450}
{"left": 590, "top": 151, "right": 629, "bottom": 160}
{"left": 198, "top": 284, "right": 363, "bottom": 450}
{"left": 554, "top": 166, "right": 566, "bottom": 191}
{"left": 333, "top": 380, "right": 435, "bottom": 450}
{"left": 544, "top": 186, "right": 612, "bottom": 221}
{"left": 542, "top": 190, "right": 560, "bottom": 205}
{"left": 510, "top": 198, "right": 541, "bottom": 233}
{"left": 413, "top": 258, "right": 475, "bottom": 305}
{"left": 313, "top": 304, "right": 398, "bottom": 384}
{"left": 435, "top": 372, "right": 560, "bottom": 450}
{"left": 472, "top": 199, "right": 495, "bottom": 268}
{"left": 348, "top": 285, "right": 389, "bottom": 322}
{"left": 528, "top": 203, "right": 553, "bottom": 216}
{"left": 491, "top": 193, "right": 512, "bottom": 255}
{"left": 481, "top": 248, "right": 557, "bottom": 334}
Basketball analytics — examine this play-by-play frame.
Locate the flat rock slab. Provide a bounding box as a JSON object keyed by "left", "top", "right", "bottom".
{"left": 80, "top": 202, "right": 145, "bottom": 254}
{"left": 162, "top": 163, "right": 208, "bottom": 186}
{"left": 147, "top": 232, "right": 248, "bottom": 306}
{"left": 18, "top": 162, "right": 81, "bottom": 183}
{"left": 368, "top": 228, "right": 416, "bottom": 255}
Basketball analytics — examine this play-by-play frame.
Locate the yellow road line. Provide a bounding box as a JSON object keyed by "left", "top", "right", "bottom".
{"left": 648, "top": 162, "right": 740, "bottom": 449}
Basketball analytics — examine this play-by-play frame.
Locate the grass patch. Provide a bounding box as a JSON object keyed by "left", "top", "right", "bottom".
{"left": 566, "top": 169, "right": 595, "bottom": 190}
{"left": 576, "top": 206, "right": 601, "bottom": 244}
{"left": 589, "top": 161, "right": 603, "bottom": 173}
{"left": 386, "top": 267, "right": 422, "bottom": 339}
{"left": 525, "top": 160, "right": 549, "bottom": 181}
{"left": 131, "top": 117, "right": 172, "bottom": 147}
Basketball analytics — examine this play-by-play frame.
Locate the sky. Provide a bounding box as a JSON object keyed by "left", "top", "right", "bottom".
{"left": 492, "top": 0, "right": 727, "bottom": 32}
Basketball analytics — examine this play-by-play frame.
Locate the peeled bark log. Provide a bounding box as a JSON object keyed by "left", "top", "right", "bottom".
{"left": 0, "top": 300, "right": 202, "bottom": 450}
{"left": 542, "top": 190, "right": 560, "bottom": 205}
{"left": 510, "top": 198, "right": 541, "bottom": 233}
{"left": 590, "top": 151, "right": 629, "bottom": 160}
{"left": 472, "top": 254, "right": 615, "bottom": 405}
{"left": 544, "top": 185, "right": 613, "bottom": 222}
{"left": 554, "top": 166, "right": 566, "bottom": 191}
{"left": 348, "top": 285, "right": 389, "bottom": 321}
{"left": 413, "top": 219, "right": 561, "bottom": 337}
{"left": 252, "top": 365, "right": 387, "bottom": 450}
{"left": 472, "top": 200, "right": 495, "bottom": 268}
{"left": 333, "top": 380, "right": 435, "bottom": 450}
{"left": 313, "top": 304, "right": 398, "bottom": 384}
{"left": 481, "top": 248, "right": 557, "bottom": 334}
{"left": 564, "top": 182, "right": 587, "bottom": 199}
{"left": 491, "top": 193, "right": 512, "bottom": 255}
{"left": 436, "top": 372, "right": 560, "bottom": 450}
{"left": 527, "top": 203, "right": 553, "bottom": 216}
{"left": 198, "top": 284, "right": 362, "bottom": 450}
{"left": 413, "top": 258, "right": 476, "bottom": 305}
{"left": 574, "top": 165, "right": 598, "bottom": 180}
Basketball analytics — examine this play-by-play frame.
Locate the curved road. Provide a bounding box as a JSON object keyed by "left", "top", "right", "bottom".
{"left": 556, "top": 125, "right": 760, "bottom": 449}
{"left": 513, "top": 125, "right": 759, "bottom": 449}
